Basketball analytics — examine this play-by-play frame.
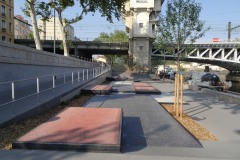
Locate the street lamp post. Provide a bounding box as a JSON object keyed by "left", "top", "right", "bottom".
{"left": 53, "top": 0, "right": 56, "bottom": 54}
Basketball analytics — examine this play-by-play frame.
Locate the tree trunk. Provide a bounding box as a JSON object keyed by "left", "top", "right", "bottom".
{"left": 176, "top": 45, "right": 181, "bottom": 72}
{"left": 29, "top": 1, "right": 42, "bottom": 50}
{"left": 58, "top": 15, "right": 69, "bottom": 56}
{"left": 177, "top": 60, "right": 180, "bottom": 72}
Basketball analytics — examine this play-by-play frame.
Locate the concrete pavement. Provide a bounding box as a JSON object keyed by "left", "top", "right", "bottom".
{"left": 84, "top": 94, "right": 202, "bottom": 148}
{"left": 1, "top": 81, "right": 240, "bottom": 159}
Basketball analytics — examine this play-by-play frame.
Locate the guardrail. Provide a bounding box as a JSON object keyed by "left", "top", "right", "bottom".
{"left": 0, "top": 66, "right": 110, "bottom": 125}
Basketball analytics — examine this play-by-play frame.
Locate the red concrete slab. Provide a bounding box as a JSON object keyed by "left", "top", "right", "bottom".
{"left": 82, "top": 85, "right": 112, "bottom": 95}
{"left": 13, "top": 108, "right": 122, "bottom": 152}
{"left": 92, "top": 85, "right": 112, "bottom": 91}
{"left": 133, "top": 82, "right": 151, "bottom": 87}
{"left": 134, "top": 85, "right": 161, "bottom": 94}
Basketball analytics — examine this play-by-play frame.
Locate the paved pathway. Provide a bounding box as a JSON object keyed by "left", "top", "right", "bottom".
{"left": 84, "top": 94, "right": 202, "bottom": 150}
{"left": 1, "top": 81, "right": 240, "bottom": 160}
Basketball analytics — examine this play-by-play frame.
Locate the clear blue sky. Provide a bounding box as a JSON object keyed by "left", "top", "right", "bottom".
{"left": 15, "top": 0, "right": 240, "bottom": 41}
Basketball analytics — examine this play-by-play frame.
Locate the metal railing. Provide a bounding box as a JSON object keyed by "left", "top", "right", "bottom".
{"left": 0, "top": 66, "right": 110, "bottom": 123}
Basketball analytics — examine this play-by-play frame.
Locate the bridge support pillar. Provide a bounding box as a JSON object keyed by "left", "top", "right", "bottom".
{"left": 129, "top": 38, "right": 151, "bottom": 73}
{"left": 123, "top": 0, "right": 163, "bottom": 73}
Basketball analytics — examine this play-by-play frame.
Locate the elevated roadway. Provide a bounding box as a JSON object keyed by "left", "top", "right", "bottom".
{"left": 15, "top": 39, "right": 240, "bottom": 72}
{"left": 14, "top": 39, "right": 129, "bottom": 60}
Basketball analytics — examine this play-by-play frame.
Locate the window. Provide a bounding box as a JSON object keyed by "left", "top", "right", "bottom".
{"left": 1, "top": 5, "right": 6, "bottom": 16}
{"left": 139, "top": 23, "right": 143, "bottom": 28}
{"left": 152, "top": 24, "right": 155, "bottom": 33}
{"left": 2, "top": 36, "right": 6, "bottom": 41}
{"left": 9, "top": 22, "right": 12, "bottom": 32}
{"left": 139, "top": 46, "right": 143, "bottom": 51}
{"left": 2, "top": 20, "right": 6, "bottom": 31}
{"left": 9, "top": 8, "right": 11, "bottom": 18}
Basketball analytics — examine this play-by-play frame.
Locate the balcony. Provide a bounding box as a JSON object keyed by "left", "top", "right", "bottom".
{"left": 1, "top": 13, "right": 6, "bottom": 17}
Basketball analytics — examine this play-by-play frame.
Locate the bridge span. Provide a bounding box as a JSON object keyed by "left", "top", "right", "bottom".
{"left": 152, "top": 42, "right": 240, "bottom": 72}
{"left": 14, "top": 39, "right": 128, "bottom": 61}
{"left": 15, "top": 39, "right": 240, "bottom": 72}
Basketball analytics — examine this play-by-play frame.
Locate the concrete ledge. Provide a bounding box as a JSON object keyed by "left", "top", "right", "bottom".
{"left": 133, "top": 82, "right": 161, "bottom": 94}
{"left": 226, "top": 75, "right": 240, "bottom": 82}
{"left": 201, "top": 88, "right": 240, "bottom": 104}
{"left": 60, "top": 70, "right": 112, "bottom": 102}
{"left": 82, "top": 85, "right": 112, "bottom": 95}
{"left": 188, "top": 84, "right": 240, "bottom": 104}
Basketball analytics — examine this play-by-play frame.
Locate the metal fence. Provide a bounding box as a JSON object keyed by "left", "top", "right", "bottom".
{"left": 0, "top": 66, "right": 110, "bottom": 125}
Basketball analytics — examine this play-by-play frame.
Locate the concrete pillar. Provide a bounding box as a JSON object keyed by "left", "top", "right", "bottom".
{"left": 128, "top": 8, "right": 152, "bottom": 73}
{"left": 129, "top": 38, "right": 151, "bottom": 73}
{"left": 124, "top": 1, "right": 163, "bottom": 73}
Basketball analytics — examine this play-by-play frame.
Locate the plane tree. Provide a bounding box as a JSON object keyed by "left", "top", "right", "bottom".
{"left": 155, "top": 0, "right": 209, "bottom": 117}
{"left": 48, "top": 0, "right": 127, "bottom": 56}
{"left": 155, "top": 0, "right": 209, "bottom": 71}
{"left": 23, "top": 0, "right": 51, "bottom": 50}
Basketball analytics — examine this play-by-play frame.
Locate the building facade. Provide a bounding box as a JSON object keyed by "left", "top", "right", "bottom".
{"left": 14, "top": 15, "right": 32, "bottom": 39}
{"left": 38, "top": 17, "right": 74, "bottom": 41}
{"left": 0, "top": 0, "right": 14, "bottom": 42}
{"left": 123, "top": 0, "right": 164, "bottom": 72}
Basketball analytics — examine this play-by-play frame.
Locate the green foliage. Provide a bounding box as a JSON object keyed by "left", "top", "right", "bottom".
{"left": 151, "top": 57, "right": 163, "bottom": 68}
{"left": 60, "top": 40, "right": 72, "bottom": 50}
{"left": 47, "top": 0, "right": 127, "bottom": 56}
{"left": 81, "top": 0, "right": 127, "bottom": 23}
{"left": 94, "top": 32, "right": 110, "bottom": 42}
{"left": 94, "top": 30, "right": 128, "bottom": 42}
{"left": 95, "top": 30, "right": 129, "bottom": 66}
{"left": 23, "top": 0, "right": 52, "bottom": 21}
{"left": 109, "top": 30, "right": 129, "bottom": 42}
{"left": 104, "top": 55, "right": 119, "bottom": 66}
{"left": 28, "top": 32, "right": 34, "bottom": 40}
{"left": 48, "top": 0, "right": 127, "bottom": 25}
{"left": 121, "top": 54, "right": 136, "bottom": 71}
{"left": 156, "top": 0, "right": 209, "bottom": 70}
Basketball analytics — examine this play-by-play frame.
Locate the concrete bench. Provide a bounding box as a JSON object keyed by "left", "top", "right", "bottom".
{"left": 133, "top": 82, "right": 161, "bottom": 94}
{"left": 82, "top": 85, "right": 112, "bottom": 95}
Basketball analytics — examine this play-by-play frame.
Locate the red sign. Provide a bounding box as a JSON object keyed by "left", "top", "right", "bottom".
{"left": 213, "top": 38, "right": 219, "bottom": 42}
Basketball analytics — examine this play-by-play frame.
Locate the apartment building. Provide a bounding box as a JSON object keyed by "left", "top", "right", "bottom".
{"left": 38, "top": 17, "right": 74, "bottom": 40}
{"left": 0, "top": 0, "right": 14, "bottom": 42}
{"left": 14, "top": 15, "right": 32, "bottom": 39}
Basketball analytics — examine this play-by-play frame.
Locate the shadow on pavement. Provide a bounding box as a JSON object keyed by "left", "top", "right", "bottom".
{"left": 121, "top": 117, "right": 147, "bottom": 153}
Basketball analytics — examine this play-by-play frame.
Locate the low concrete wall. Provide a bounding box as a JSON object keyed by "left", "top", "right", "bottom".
{"left": 201, "top": 88, "right": 240, "bottom": 104}
{"left": 226, "top": 76, "right": 240, "bottom": 82}
{"left": 0, "top": 41, "right": 99, "bottom": 82}
{"left": 60, "top": 70, "right": 112, "bottom": 103}
{"left": 0, "top": 70, "right": 112, "bottom": 127}
{"left": 188, "top": 85, "right": 240, "bottom": 104}
{"left": 0, "top": 41, "right": 112, "bottom": 127}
